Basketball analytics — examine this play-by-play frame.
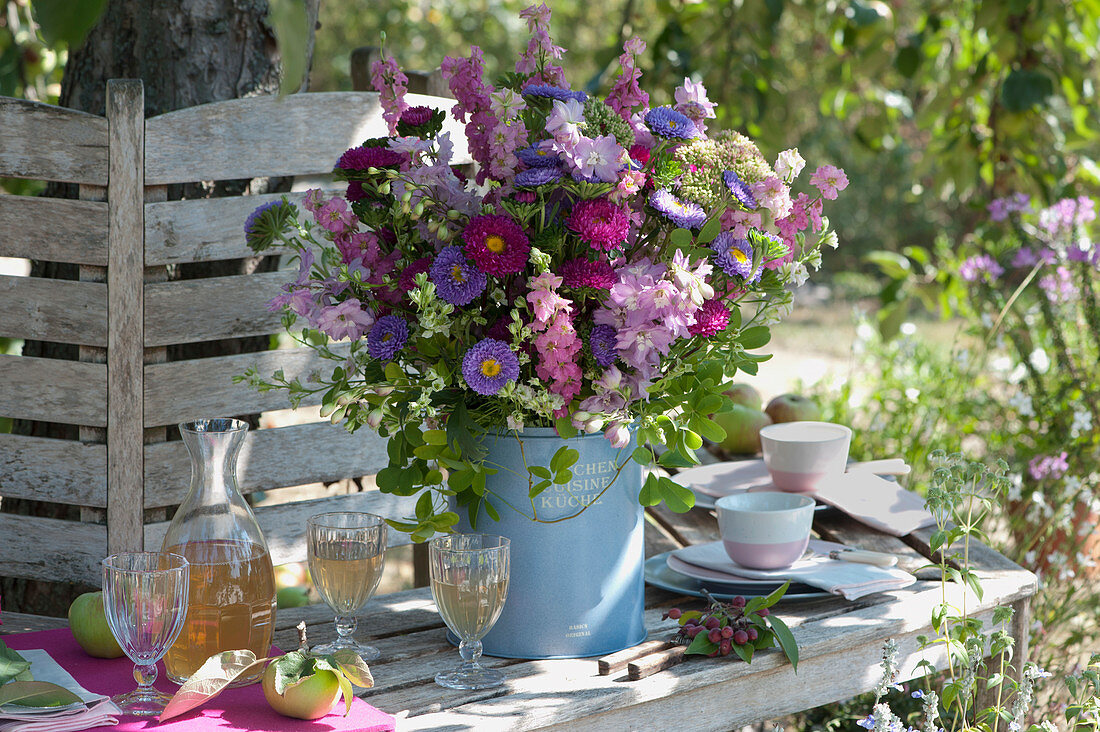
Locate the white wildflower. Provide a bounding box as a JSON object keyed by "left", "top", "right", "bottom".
{"left": 774, "top": 148, "right": 806, "bottom": 181}
{"left": 1029, "top": 348, "right": 1050, "bottom": 373}
{"left": 900, "top": 321, "right": 917, "bottom": 336}
{"left": 1007, "top": 389, "right": 1034, "bottom": 417}
{"left": 1070, "top": 409, "right": 1093, "bottom": 438}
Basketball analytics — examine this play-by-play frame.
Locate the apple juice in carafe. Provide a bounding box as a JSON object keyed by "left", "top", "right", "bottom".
{"left": 161, "top": 419, "right": 277, "bottom": 686}
{"left": 163, "top": 539, "right": 275, "bottom": 683}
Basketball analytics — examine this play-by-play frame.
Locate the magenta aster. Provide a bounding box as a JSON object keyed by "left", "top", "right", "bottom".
{"left": 398, "top": 257, "right": 432, "bottom": 292}
{"left": 567, "top": 198, "right": 630, "bottom": 251}
{"left": 336, "top": 145, "right": 403, "bottom": 172}
{"left": 462, "top": 214, "right": 531, "bottom": 276}
{"left": 560, "top": 257, "right": 616, "bottom": 290}
{"left": 688, "top": 299, "right": 731, "bottom": 337}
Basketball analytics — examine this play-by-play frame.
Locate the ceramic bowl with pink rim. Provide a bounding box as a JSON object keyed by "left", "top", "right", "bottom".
{"left": 759, "top": 421, "right": 852, "bottom": 493}
{"left": 715, "top": 492, "right": 815, "bottom": 569}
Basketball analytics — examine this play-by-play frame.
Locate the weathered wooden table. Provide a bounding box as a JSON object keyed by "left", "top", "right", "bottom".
{"left": 4, "top": 497, "right": 1036, "bottom": 731}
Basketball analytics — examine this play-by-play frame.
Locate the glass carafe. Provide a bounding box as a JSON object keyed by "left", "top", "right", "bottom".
{"left": 160, "top": 418, "right": 276, "bottom": 686}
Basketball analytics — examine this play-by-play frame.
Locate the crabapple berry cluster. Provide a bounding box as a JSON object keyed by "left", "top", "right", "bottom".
{"left": 664, "top": 595, "right": 770, "bottom": 658}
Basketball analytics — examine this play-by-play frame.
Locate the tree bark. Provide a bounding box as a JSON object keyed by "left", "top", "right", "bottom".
{"left": 4, "top": 0, "right": 319, "bottom": 616}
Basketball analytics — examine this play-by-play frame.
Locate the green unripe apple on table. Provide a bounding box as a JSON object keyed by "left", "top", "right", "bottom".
{"left": 262, "top": 656, "right": 343, "bottom": 720}
{"left": 68, "top": 591, "right": 124, "bottom": 658}
{"left": 764, "top": 393, "right": 821, "bottom": 424}
{"left": 713, "top": 403, "right": 773, "bottom": 455}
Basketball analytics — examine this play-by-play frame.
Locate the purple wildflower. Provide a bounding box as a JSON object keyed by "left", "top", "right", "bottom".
{"left": 722, "top": 170, "right": 757, "bottom": 210}
{"left": 1029, "top": 452, "right": 1069, "bottom": 481}
{"left": 1040, "top": 266, "right": 1077, "bottom": 303}
{"left": 644, "top": 106, "right": 699, "bottom": 140}
{"left": 521, "top": 84, "right": 587, "bottom": 104}
{"left": 515, "top": 166, "right": 563, "bottom": 188}
{"left": 710, "top": 232, "right": 758, "bottom": 282}
{"left": 517, "top": 144, "right": 561, "bottom": 168}
{"left": 958, "top": 254, "right": 1004, "bottom": 283}
{"left": 315, "top": 298, "right": 375, "bottom": 341}
{"left": 588, "top": 324, "right": 619, "bottom": 366}
{"left": 569, "top": 134, "right": 624, "bottom": 183}
{"left": 649, "top": 189, "right": 707, "bottom": 229}
{"left": 430, "top": 246, "right": 487, "bottom": 306}
{"left": 367, "top": 315, "right": 409, "bottom": 361}
{"left": 462, "top": 338, "right": 521, "bottom": 395}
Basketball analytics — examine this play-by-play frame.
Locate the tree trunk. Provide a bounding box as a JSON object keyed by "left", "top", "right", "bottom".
{"left": 3, "top": 0, "right": 319, "bottom": 616}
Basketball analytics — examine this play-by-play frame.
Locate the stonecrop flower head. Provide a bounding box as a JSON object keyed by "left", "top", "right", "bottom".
{"left": 367, "top": 315, "right": 409, "bottom": 361}
{"left": 430, "top": 246, "right": 488, "bottom": 305}
{"left": 568, "top": 199, "right": 630, "bottom": 251}
{"left": 644, "top": 106, "right": 699, "bottom": 140}
{"left": 649, "top": 189, "right": 707, "bottom": 229}
{"left": 462, "top": 214, "right": 531, "bottom": 276}
{"left": 462, "top": 338, "right": 521, "bottom": 395}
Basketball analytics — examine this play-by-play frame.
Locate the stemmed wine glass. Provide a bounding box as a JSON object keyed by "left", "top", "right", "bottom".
{"left": 429, "top": 533, "right": 510, "bottom": 690}
{"left": 307, "top": 512, "right": 387, "bottom": 659}
{"left": 101, "top": 552, "right": 189, "bottom": 716}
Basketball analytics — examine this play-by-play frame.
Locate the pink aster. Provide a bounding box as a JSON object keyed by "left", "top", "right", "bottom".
{"left": 462, "top": 214, "right": 531, "bottom": 276}
{"left": 688, "top": 299, "right": 731, "bottom": 337}
{"left": 809, "top": 164, "right": 849, "bottom": 200}
{"left": 567, "top": 198, "right": 630, "bottom": 251}
{"left": 560, "top": 257, "right": 616, "bottom": 290}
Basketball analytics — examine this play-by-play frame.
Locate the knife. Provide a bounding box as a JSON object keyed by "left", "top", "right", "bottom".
{"left": 826, "top": 548, "right": 898, "bottom": 567}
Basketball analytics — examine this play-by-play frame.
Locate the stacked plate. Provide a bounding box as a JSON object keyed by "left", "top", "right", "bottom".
{"left": 644, "top": 551, "right": 827, "bottom": 601}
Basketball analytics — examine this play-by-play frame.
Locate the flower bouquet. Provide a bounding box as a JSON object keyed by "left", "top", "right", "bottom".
{"left": 242, "top": 4, "right": 848, "bottom": 542}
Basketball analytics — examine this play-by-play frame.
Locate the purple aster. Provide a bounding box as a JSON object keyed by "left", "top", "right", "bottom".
{"left": 430, "top": 246, "right": 487, "bottom": 305}
{"left": 367, "top": 315, "right": 408, "bottom": 361}
{"left": 517, "top": 145, "right": 562, "bottom": 168}
{"left": 336, "top": 145, "right": 403, "bottom": 172}
{"left": 515, "top": 166, "right": 563, "bottom": 188}
{"left": 462, "top": 338, "right": 521, "bottom": 395}
{"left": 722, "top": 170, "right": 757, "bottom": 210}
{"left": 462, "top": 214, "right": 531, "bottom": 276}
{"left": 588, "top": 324, "right": 619, "bottom": 367}
{"left": 958, "top": 254, "right": 1004, "bottom": 283}
{"left": 711, "top": 232, "right": 758, "bottom": 282}
{"left": 522, "top": 84, "right": 588, "bottom": 104}
{"left": 649, "top": 189, "right": 707, "bottom": 229}
{"left": 644, "top": 106, "right": 699, "bottom": 140}
{"left": 560, "top": 257, "right": 616, "bottom": 290}
{"left": 567, "top": 198, "right": 630, "bottom": 251}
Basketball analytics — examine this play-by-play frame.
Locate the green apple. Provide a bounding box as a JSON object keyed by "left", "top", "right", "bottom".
{"left": 68, "top": 591, "right": 124, "bottom": 658}
{"left": 713, "top": 404, "right": 773, "bottom": 455}
{"left": 723, "top": 383, "right": 763, "bottom": 412}
{"left": 262, "top": 658, "right": 343, "bottom": 720}
{"left": 276, "top": 586, "right": 311, "bottom": 609}
{"left": 764, "top": 394, "right": 821, "bottom": 424}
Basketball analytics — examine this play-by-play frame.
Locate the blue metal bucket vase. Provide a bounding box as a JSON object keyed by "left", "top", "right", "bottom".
{"left": 454, "top": 427, "right": 646, "bottom": 659}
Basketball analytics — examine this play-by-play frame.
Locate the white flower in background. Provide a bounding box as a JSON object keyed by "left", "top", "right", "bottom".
{"left": 779, "top": 261, "right": 809, "bottom": 287}
{"left": 1007, "top": 473, "right": 1023, "bottom": 501}
{"left": 954, "top": 348, "right": 971, "bottom": 366}
{"left": 1008, "top": 363, "right": 1028, "bottom": 384}
{"left": 900, "top": 321, "right": 917, "bottom": 336}
{"left": 1024, "top": 550, "right": 1037, "bottom": 566}
{"left": 981, "top": 312, "right": 994, "bottom": 328}
{"left": 1007, "top": 389, "right": 1034, "bottom": 417}
{"left": 1064, "top": 475, "right": 1082, "bottom": 493}
{"left": 1071, "top": 409, "right": 1093, "bottom": 438}
{"left": 856, "top": 321, "right": 876, "bottom": 343}
{"left": 991, "top": 355, "right": 1013, "bottom": 372}
{"left": 1029, "top": 348, "right": 1050, "bottom": 373}
{"left": 774, "top": 148, "right": 806, "bottom": 182}
{"left": 905, "top": 387, "right": 921, "bottom": 402}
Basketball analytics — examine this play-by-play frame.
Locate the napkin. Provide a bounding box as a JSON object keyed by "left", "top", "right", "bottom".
{"left": 0, "top": 649, "right": 119, "bottom": 732}
{"left": 813, "top": 471, "right": 936, "bottom": 537}
{"left": 671, "top": 541, "right": 915, "bottom": 600}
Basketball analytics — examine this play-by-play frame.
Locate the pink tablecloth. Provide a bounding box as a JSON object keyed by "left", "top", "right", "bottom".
{"left": 4, "top": 629, "right": 395, "bottom": 732}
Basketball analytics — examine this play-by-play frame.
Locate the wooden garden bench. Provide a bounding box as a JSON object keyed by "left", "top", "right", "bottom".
{"left": 0, "top": 79, "right": 469, "bottom": 589}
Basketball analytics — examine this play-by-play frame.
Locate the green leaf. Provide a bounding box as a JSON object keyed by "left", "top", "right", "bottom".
{"left": 160, "top": 650, "right": 268, "bottom": 721}
{"left": 0, "top": 681, "right": 82, "bottom": 708}
{"left": 767, "top": 615, "right": 799, "bottom": 671}
{"left": 670, "top": 228, "right": 693, "bottom": 247}
{"left": 529, "top": 479, "right": 552, "bottom": 498}
{"left": 738, "top": 326, "right": 771, "bottom": 350}
{"left": 895, "top": 45, "right": 921, "bottom": 77}
{"left": 553, "top": 415, "right": 578, "bottom": 439}
{"left": 684, "top": 631, "right": 717, "bottom": 656}
{"left": 1001, "top": 68, "right": 1054, "bottom": 113}
{"left": 638, "top": 474, "right": 661, "bottom": 506}
{"left": 683, "top": 430, "right": 703, "bottom": 450}
{"left": 759, "top": 580, "right": 790, "bottom": 609}
{"left": 631, "top": 447, "right": 652, "bottom": 465}
{"left": 30, "top": 0, "right": 107, "bottom": 49}
{"left": 529, "top": 465, "right": 552, "bottom": 480}
{"left": 415, "top": 491, "right": 433, "bottom": 521}
{"left": 697, "top": 216, "right": 721, "bottom": 244}
{"left": 696, "top": 417, "right": 726, "bottom": 443}
{"left": 658, "top": 476, "right": 696, "bottom": 513}
{"left": 423, "top": 429, "right": 448, "bottom": 446}
{"left": 731, "top": 640, "right": 754, "bottom": 663}
{"left": 0, "top": 641, "right": 32, "bottom": 685}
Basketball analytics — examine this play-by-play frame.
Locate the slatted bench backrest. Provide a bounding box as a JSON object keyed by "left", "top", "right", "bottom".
{"left": 0, "top": 80, "right": 467, "bottom": 587}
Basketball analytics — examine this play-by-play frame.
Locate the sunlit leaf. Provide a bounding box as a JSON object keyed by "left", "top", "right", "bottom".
{"left": 159, "top": 650, "right": 267, "bottom": 722}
